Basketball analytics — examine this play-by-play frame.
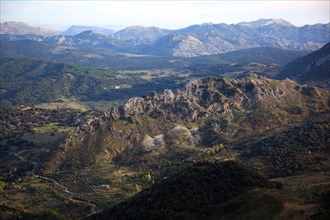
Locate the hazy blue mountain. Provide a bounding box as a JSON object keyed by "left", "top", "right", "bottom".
{"left": 0, "top": 21, "right": 60, "bottom": 36}
{"left": 44, "top": 30, "right": 117, "bottom": 49}
{"left": 62, "top": 25, "right": 115, "bottom": 36}
{"left": 1, "top": 19, "right": 329, "bottom": 57}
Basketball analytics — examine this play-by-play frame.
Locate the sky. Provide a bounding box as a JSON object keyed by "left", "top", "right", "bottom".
{"left": 1, "top": 1, "right": 329, "bottom": 31}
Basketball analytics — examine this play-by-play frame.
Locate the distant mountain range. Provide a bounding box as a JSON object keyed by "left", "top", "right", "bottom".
{"left": 1, "top": 19, "right": 329, "bottom": 57}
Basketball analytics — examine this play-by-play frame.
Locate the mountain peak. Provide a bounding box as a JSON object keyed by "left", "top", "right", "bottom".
{"left": 238, "top": 18, "right": 294, "bottom": 28}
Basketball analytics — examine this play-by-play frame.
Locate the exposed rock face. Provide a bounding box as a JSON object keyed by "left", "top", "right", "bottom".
{"left": 121, "top": 75, "right": 328, "bottom": 122}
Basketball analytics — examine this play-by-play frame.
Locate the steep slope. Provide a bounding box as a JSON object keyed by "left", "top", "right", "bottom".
{"left": 89, "top": 161, "right": 281, "bottom": 220}
{"left": 0, "top": 21, "right": 60, "bottom": 36}
{"left": 62, "top": 25, "right": 115, "bottom": 36}
{"left": 278, "top": 42, "right": 330, "bottom": 89}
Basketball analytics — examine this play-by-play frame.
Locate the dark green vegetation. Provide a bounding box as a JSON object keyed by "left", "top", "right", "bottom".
{"left": 90, "top": 161, "right": 282, "bottom": 220}
{"left": 0, "top": 57, "right": 185, "bottom": 106}
{"left": 278, "top": 42, "right": 330, "bottom": 88}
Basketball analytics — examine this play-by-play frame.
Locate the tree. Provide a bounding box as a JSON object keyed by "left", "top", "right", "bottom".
{"left": 0, "top": 181, "right": 5, "bottom": 192}
{"left": 145, "top": 172, "right": 152, "bottom": 182}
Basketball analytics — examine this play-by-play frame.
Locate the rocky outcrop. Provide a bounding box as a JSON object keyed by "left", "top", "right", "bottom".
{"left": 121, "top": 75, "right": 328, "bottom": 122}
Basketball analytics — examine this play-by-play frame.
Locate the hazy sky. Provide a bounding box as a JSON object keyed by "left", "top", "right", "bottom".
{"left": 1, "top": 1, "right": 329, "bottom": 30}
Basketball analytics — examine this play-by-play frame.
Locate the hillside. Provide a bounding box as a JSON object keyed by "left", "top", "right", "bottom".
{"left": 90, "top": 161, "right": 282, "bottom": 220}
{"left": 278, "top": 42, "right": 330, "bottom": 89}
{"left": 239, "top": 111, "right": 330, "bottom": 177}
{"left": 0, "top": 58, "right": 148, "bottom": 105}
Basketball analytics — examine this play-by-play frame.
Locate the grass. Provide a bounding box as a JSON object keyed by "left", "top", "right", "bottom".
{"left": 78, "top": 100, "right": 125, "bottom": 110}
{"left": 35, "top": 98, "right": 88, "bottom": 111}
{"left": 36, "top": 98, "right": 127, "bottom": 111}
{"left": 22, "top": 123, "right": 72, "bottom": 144}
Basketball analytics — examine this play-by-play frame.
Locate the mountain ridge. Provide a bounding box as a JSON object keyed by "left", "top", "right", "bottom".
{"left": 1, "top": 19, "right": 329, "bottom": 57}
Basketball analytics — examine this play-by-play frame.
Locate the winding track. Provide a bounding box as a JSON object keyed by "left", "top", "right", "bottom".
{"left": 14, "top": 150, "right": 97, "bottom": 214}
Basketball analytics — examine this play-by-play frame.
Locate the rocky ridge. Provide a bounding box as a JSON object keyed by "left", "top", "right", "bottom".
{"left": 44, "top": 75, "right": 330, "bottom": 170}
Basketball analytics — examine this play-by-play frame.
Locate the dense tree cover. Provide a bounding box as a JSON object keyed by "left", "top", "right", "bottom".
{"left": 90, "top": 161, "right": 280, "bottom": 220}
{"left": 240, "top": 112, "right": 330, "bottom": 177}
